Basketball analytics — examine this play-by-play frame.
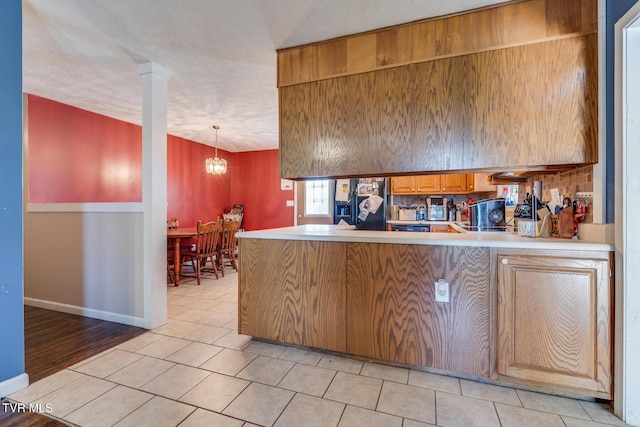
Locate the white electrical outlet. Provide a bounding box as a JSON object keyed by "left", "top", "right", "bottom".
{"left": 435, "top": 279, "right": 450, "bottom": 303}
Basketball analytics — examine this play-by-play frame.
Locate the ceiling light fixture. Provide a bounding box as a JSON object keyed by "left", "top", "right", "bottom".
{"left": 205, "top": 125, "right": 227, "bottom": 175}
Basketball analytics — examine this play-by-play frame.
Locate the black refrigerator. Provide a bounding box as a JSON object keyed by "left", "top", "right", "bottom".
{"left": 334, "top": 178, "right": 386, "bottom": 230}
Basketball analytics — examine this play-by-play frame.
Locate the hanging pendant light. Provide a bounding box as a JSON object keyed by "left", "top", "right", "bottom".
{"left": 205, "top": 125, "right": 227, "bottom": 174}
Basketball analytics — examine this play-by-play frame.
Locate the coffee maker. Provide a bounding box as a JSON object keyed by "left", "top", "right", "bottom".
{"left": 427, "top": 197, "right": 448, "bottom": 221}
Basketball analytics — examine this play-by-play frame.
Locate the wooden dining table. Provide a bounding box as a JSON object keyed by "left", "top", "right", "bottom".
{"left": 167, "top": 227, "right": 197, "bottom": 286}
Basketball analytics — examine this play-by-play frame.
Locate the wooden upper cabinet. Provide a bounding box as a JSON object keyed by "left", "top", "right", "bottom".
{"left": 496, "top": 251, "right": 612, "bottom": 398}
{"left": 278, "top": 1, "right": 598, "bottom": 179}
{"left": 417, "top": 175, "right": 441, "bottom": 193}
{"left": 440, "top": 174, "right": 468, "bottom": 193}
{"left": 411, "top": 34, "right": 597, "bottom": 172}
{"left": 391, "top": 175, "right": 442, "bottom": 194}
{"left": 473, "top": 173, "right": 496, "bottom": 192}
{"left": 346, "top": 66, "right": 414, "bottom": 176}
{"left": 391, "top": 174, "right": 479, "bottom": 195}
{"left": 391, "top": 176, "right": 416, "bottom": 194}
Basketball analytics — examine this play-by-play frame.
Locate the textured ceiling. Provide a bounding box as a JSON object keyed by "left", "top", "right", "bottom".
{"left": 23, "top": 0, "right": 509, "bottom": 152}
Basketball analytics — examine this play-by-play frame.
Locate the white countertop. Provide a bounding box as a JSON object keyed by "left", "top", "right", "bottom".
{"left": 237, "top": 224, "right": 614, "bottom": 251}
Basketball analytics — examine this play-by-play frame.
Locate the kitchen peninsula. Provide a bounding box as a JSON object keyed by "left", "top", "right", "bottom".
{"left": 237, "top": 225, "right": 613, "bottom": 399}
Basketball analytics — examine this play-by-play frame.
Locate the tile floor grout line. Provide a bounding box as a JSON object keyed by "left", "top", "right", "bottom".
{"left": 492, "top": 400, "right": 504, "bottom": 427}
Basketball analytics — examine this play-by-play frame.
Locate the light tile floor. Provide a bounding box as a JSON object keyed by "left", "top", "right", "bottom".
{"left": 8, "top": 271, "right": 630, "bottom": 427}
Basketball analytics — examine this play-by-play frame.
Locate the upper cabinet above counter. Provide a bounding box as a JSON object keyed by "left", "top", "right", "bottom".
{"left": 391, "top": 173, "right": 496, "bottom": 195}
{"left": 278, "top": 0, "right": 598, "bottom": 180}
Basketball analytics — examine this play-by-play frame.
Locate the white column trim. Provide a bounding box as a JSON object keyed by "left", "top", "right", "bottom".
{"left": 615, "top": 3, "right": 640, "bottom": 425}
{"left": 139, "top": 62, "right": 170, "bottom": 329}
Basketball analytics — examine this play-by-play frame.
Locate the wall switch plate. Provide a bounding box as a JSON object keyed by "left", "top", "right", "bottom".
{"left": 281, "top": 179, "right": 294, "bottom": 190}
{"left": 286, "top": 200, "right": 294, "bottom": 207}
{"left": 575, "top": 192, "right": 593, "bottom": 199}
{"left": 435, "top": 279, "right": 450, "bottom": 303}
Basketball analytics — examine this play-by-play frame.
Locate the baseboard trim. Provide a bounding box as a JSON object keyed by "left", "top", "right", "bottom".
{"left": 24, "top": 298, "right": 148, "bottom": 329}
{"left": 0, "top": 373, "right": 29, "bottom": 398}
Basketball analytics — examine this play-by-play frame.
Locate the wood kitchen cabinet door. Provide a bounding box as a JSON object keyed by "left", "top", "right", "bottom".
{"left": 346, "top": 243, "right": 492, "bottom": 377}
{"left": 496, "top": 252, "right": 612, "bottom": 398}
{"left": 391, "top": 176, "right": 416, "bottom": 194}
{"left": 416, "top": 175, "right": 441, "bottom": 193}
{"left": 440, "top": 174, "right": 468, "bottom": 193}
{"left": 391, "top": 175, "right": 440, "bottom": 194}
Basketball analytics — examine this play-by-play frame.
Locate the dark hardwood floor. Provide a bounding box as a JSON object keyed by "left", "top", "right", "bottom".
{"left": 1, "top": 306, "right": 146, "bottom": 427}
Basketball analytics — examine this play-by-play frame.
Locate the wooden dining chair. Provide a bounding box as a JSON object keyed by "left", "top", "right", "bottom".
{"left": 217, "top": 219, "right": 241, "bottom": 276}
{"left": 180, "top": 220, "right": 222, "bottom": 285}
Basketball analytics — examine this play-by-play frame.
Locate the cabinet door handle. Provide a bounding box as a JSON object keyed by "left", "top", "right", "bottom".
{"left": 501, "top": 258, "right": 509, "bottom": 265}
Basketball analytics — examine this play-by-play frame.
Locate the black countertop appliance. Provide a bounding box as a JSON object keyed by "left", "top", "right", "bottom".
{"left": 468, "top": 198, "right": 506, "bottom": 231}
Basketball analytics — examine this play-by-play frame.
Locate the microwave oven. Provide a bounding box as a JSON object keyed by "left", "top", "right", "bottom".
{"left": 427, "top": 197, "right": 448, "bottom": 221}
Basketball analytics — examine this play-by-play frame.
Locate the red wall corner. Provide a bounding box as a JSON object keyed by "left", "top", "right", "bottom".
{"left": 230, "top": 150, "right": 294, "bottom": 231}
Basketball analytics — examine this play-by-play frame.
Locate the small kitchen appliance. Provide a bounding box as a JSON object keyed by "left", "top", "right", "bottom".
{"left": 416, "top": 205, "right": 427, "bottom": 221}
{"left": 398, "top": 206, "right": 417, "bottom": 221}
{"left": 469, "top": 198, "right": 506, "bottom": 231}
{"left": 427, "top": 197, "right": 448, "bottom": 221}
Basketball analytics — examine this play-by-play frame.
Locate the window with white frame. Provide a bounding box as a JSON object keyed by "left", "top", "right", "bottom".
{"left": 304, "top": 180, "right": 330, "bottom": 216}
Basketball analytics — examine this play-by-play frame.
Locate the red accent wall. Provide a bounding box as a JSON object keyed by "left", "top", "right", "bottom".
{"left": 167, "top": 134, "right": 232, "bottom": 227}
{"left": 27, "top": 95, "right": 294, "bottom": 230}
{"left": 28, "top": 95, "right": 142, "bottom": 203}
{"left": 231, "top": 150, "right": 294, "bottom": 231}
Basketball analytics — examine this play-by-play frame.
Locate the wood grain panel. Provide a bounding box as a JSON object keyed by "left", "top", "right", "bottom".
{"left": 581, "top": 0, "right": 597, "bottom": 33}
{"left": 344, "top": 71, "right": 378, "bottom": 176}
{"left": 501, "top": 0, "right": 546, "bottom": 45}
{"left": 316, "top": 39, "right": 347, "bottom": 78}
{"left": 376, "top": 29, "right": 398, "bottom": 66}
{"left": 346, "top": 243, "right": 491, "bottom": 376}
{"left": 435, "top": 14, "right": 478, "bottom": 56}
{"left": 280, "top": 46, "right": 315, "bottom": 87}
{"left": 465, "top": 34, "right": 597, "bottom": 169}
{"left": 239, "top": 239, "right": 347, "bottom": 352}
{"left": 309, "top": 77, "right": 348, "bottom": 177}
{"left": 346, "top": 34, "right": 377, "bottom": 73}
{"left": 278, "top": 50, "right": 292, "bottom": 86}
{"left": 397, "top": 25, "right": 414, "bottom": 63}
{"left": 475, "top": 7, "right": 504, "bottom": 50}
{"left": 497, "top": 253, "right": 612, "bottom": 396}
{"left": 345, "top": 66, "right": 414, "bottom": 176}
{"left": 277, "top": 0, "right": 596, "bottom": 86}
{"left": 412, "top": 21, "right": 436, "bottom": 62}
{"left": 546, "top": 0, "right": 582, "bottom": 37}
{"left": 279, "top": 84, "right": 311, "bottom": 179}
{"left": 372, "top": 66, "right": 414, "bottom": 174}
{"left": 412, "top": 57, "right": 469, "bottom": 171}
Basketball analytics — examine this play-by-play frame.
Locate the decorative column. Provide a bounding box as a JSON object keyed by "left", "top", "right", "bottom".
{"left": 140, "top": 62, "right": 171, "bottom": 329}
